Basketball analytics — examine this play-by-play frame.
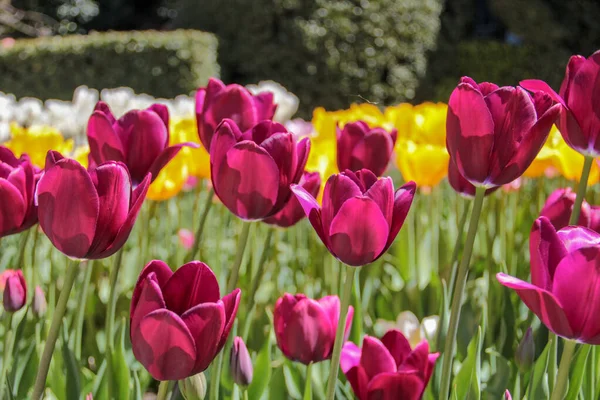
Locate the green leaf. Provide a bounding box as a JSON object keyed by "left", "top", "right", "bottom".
{"left": 132, "top": 370, "right": 142, "bottom": 400}
{"left": 451, "top": 326, "right": 482, "bottom": 400}
{"left": 527, "top": 337, "right": 553, "bottom": 400}
{"left": 13, "top": 342, "right": 38, "bottom": 400}
{"left": 111, "top": 320, "right": 131, "bottom": 400}
{"left": 565, "top": 344, "right": 590, "bottom": 400}
{"left": 282, "top": 362, "right": 302, "bottom": 399}
{"left": 268, "top": 367, "right": 287, "bottom": 400}
{"left": 247, "top": 332, "right": 271, "bottom": 400}
{"left": 62, "top": 319, "right": 81, "bottom": 400}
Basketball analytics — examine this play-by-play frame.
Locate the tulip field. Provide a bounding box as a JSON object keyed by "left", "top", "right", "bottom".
{"left": 2, "top": 51, "right": 600, "bottom": 400}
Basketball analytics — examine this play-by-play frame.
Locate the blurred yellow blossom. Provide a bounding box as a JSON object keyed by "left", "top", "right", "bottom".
{"left": 386, "top": 102, "right": 449, "bottom": 189}
{"left": 525, "top": 126, "right": 600, "bottom": 182}
{"left": 170, "top": 118, "right": 211, "bottom": 180}
{"left": 147, "top": 149, "right": 190, "bottom": 201}
{"left": 5, "top": 123, "right": 73, "bottom": 168}
{"left": 73, "top": 145, "right": 90, "bottom": 169}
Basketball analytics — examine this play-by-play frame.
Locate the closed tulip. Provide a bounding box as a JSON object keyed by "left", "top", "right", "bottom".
{"left": 87, "top": 101, "right": 195, "bottom": 184}
{"left": 341, "top": 329, "right": 439, "bottom": 400}
{"left": 521, "top": 51, "right": 600, "bottom": 156}
{"left": 130, "top": 260, "right": 240, "bottom": 381}
{"left": 37, "top": 151, "right": 150, "bottom": 259}
{"left": 210, "top": 119, "right": 310, "bottom": 220}
{"left": 0, "top": 146, "right": 38, "bottom": 237}
{"left": 540, "top": 188, "right": 591, "bottom": 230}
{"left": 230, "top": 336, "right": 253, "bottom": 387}
{"left": 336, "top": 121, "right": 397, "bottom": 177}
{"left": 446, "top": 76, "right": 560, "bottom": 188}
{"left": 2, "top": 269, "right": 26, "bottom": 312}
{"left": 448, "top": 158, "right": 497, "bottom": 198}
{"left": 264, "top": 171, "right": 321, "bottom": 228}
{"left": 497, "top": 217, "right": 600, "bottom": 343}
{"left": 196, "top": 77, "right": 277, "bottom": 151}
{"left": 274, "top": 294, "right": 353, "bottom": 365}
{"left": 292, "top": 169, "right": 415, "bottom": 266}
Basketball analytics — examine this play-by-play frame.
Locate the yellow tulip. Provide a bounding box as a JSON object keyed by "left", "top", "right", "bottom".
{"left": 170, "top": 118, "right": 211, "bottom": 180}
{"left": 386, "top": 102, "right": 449, "bottom": 188}
{"left": 5, "top": 123, "right": 73, "bottom": 168}
{"left": 147, "top": 149, "right": 190, "bottom": 201}
{"left": 73, "top": 145, "right": 90, "bottom": 169}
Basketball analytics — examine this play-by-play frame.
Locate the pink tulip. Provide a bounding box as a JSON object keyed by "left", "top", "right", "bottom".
{"left": 337, "top": 121, "right": 397, "bottom": 177}
{"left": 292, "top": 169, "right": 415, "bottom": 266}
{"left": 540, "top": 188, "right": 591, "bottom": 230}
{"left": 264, "top": 171, "right": 321, "bottom": 228}
{"left": 521, "top": 51, "right": 600, "bottom": 156}
{"left": 341, "top": 329, "right": 439, "bottom": 400}
{"left": 130, "top": 260, "right": 240, "bottom": 381}
{"left": 87, "top": 101, "right": 196, "bottom": 184}
{"left": 590, "top": 205, "right": 600, "bottom": 233}
{"left": 37, "top": 151, "right": 150, "bottom": 259}
{"left": 274, "top": 293, "right": 353, "bottom": 365}
{"left": 497, "top": 216, "right": 600, "bottom": 343}
{"left": 447, "top": 76, "right": 560, "bottom": 188}
{"left": 178, "top": 228, "right": 195, "bottom": 250}
{"left": 2, "top": 269, "right": 26, "bottom": 312}
{"left": 196, "top": 78, "right": 277, "bottom": 151}
{"left": 210, "top": 119, "right": 310, "bottom": 220}
{"left": 0, "top": 146, "right": 39, "bottom": 237}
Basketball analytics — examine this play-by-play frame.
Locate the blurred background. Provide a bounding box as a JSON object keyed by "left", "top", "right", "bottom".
{"left": 0, "top": 0, "right": 598, "bottom": 115}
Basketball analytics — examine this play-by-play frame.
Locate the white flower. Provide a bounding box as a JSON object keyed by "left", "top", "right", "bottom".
{"left": 374, "top": 311, "right": 439, "bottom": 348}
{"left": 247, "top": 80, "right": 299, "bottom": 123}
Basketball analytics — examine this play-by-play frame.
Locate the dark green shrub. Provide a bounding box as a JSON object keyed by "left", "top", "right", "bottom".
{"left": 0, "top": 30, "right": 218, "bottom": 100}
{"left": 171, "top": 0, "right": 443, "bottom": 115}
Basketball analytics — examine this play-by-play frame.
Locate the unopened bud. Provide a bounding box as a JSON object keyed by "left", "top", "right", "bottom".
{"left": 3, "top": 270, "right": 26, "bottom": 312}
{"left": 515, "top": 327, "right": 535, "bottom": 372}
{"left": 230, "top": 336, "right": 253, "bottom": 387}
{"left": 32, "top": 285, "right": 47, "bottom": 318}
{"left": 179, "top": 372, "right": 207, "bottom": 400}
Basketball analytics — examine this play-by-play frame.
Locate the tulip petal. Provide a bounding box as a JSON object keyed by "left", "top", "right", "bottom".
{"left": 130, "top": 273, "right": 166, "bottom": 338}
{"left": 350, "top": 129, "right": 395, "bottom": 177}
{"left": 132, "top": 309, "right": 196, "bottom": 381}
{"left": 260, "top": 132, "right": 297, "bottom": 211}
{"left": 446, "top": 83, "right": 495, "bottom": 185}
{"left": 354, "top": 169, "right": 378, "bottom": 192}
{"left": 382, "top": 181, "right": 416, "bottom": 253}
{"left": 274, "top": 294, "right": 301, "bottom": 357}
{"left": 292, "top": 137, "right": 310, "bottom": 184}
{"left": 366, "top": 372, "right": 424, "bottom": 400}
{"left": 37, "top": 159, "right": 99, "bottom": 258}
{"left": 380, "top": 329, "right": 413, "bottom": 369}
{"left": 364, "top": 177, "right": 394, "bottom": 226}
{"left": 520, "top": 79, "right": 566, "bottom": 107}
{"left": 254, "top": 91, "right": 277, "bottom": 120}
{"left": 205, "top": 85, "right": 259, "bottom": 133}
{"left": 557, "top": 225, "right": 600, "bottom": 253}
{"left": 360, "top": 336, "right": 397, "bottom": 379}
{"left": 552, "top": 248, "right": 600, "bottom": 343}
{"left": 181, "top": 302, "right": 226, "bottom": 372}
{"left": 529, "top": 217, "right": 568, "bottom": 290}
{"left": 162, "top": 261, "right": 221, "bottom": 315}
{"left": 216, "top": 288, "right": 241, "bottom": 351}
{"left": 317, "top": 296, "right": 340, "bottom": 336}
{"left": 130, "top": 260, "right": 173, "bottom": 318}
{"left": 212, "top": 141, "right": 279, "bottom": 220}
{"left": 345, "top": 365, "right": 369, "bottom": 400}
{"left": 147, "top": 103, "right": 170, "bottom": 128}
{"left": 0, "top": 178, "right": 26, "bottom": 235}
{"left": 399, "top": 341, "right": 430, "bottom": 381}
{"left": 290, "top": 184, "right": 329, "bottom": 247}
{"left": 87, "top": 111, "right": 126, "bottom": 166}
{"left": 329, "top": 197, "right": 389, "bottom": 266}
{"left": 337, "top": 122, "right": 367, "bottom": 172}
{"left": 87, "top": 163, "right": 131, "bottom": 256}
{"left": 341, "top": 342, "right": 362, "bottom": 373}
{"left": 94, "top": 101, "right": 116, "bottom": 124}
{"left": 148, "top": 143, "right": 198, "bottom": 184}
{"left": 566, "top": 54, "right": 600, "bottom": 142}
{"left": 560, "top": 56, "right": 587, "bottom": 100}
{"left": 496, "top": 273, "right": 574, "bottom": 338}
{"left": 321, "top": 174, "right": 362, "bottom": 232}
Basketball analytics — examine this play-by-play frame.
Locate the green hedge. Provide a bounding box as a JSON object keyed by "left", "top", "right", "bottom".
{"left": 0, "top": 30, "right": 219, "bottom": 100}
{"left": 171, "top": 0, "right": 443, "bottom": 116}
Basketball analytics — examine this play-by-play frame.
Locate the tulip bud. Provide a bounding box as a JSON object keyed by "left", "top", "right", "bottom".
{"left": 515, "top": 327, "right": 535, "bottom": 372}
{"left": 3, "top": 270, "right": 26, "bottom": 312}
{"left": 178, "top": 229, "right": 194, "bottom": 251}
{"left": 179, "top": 372, "right": 207, "bottom": 400}
{"left": 32, "top": 285, "right": 47, "bottom": 318}
{"left": 230, "top": 336, "right": 253, "bottom": 387}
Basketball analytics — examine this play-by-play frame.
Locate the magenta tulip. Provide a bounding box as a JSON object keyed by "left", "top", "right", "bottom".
{"left": 590, "top": 205, "right": 600, "bottom": 233}
{"left": 448, "top": 158, "right": 497, "bottom": 198}
{"left": 447, "top": 76, "right": 560, "bottom": 188}
{"left": 264, "top": 171, "right": 321, "bottom": 228}
{"left": 37, "top": 151, "right": 150, "bottom": 259}
{"left": 230, "top": 336, "right": 253, "bottom": 387}
{"left": 87, "top": 101, "right": 195, "bottom": 184}
{"left": 292, "top": 169, "right": 415, "bottom": 266}
{"left": 0, "top": 147, "right": 38, "bottom": 237}
{"left": 210, "top": 119, "right": 310, "bottom": 220}
{"left": 521, "top": 51, "right": 600, "bottom": 156}
{"left": 540, "top": 188, "right": 591, "bottom": 230}
{"left": 341, "top": 329, "right": 439, "bottom": 400}
{"left": 130, "top": 260, "right": 241, "bottom": 381}
{"left": 2, "top": 269, "right": 26, "bottom": 312}
{"left": 337, "top": 121, "right": 397, "bottom": 177}
{"left": 196, "top": 77, "right": 277, "bottom": 151}
{"left": 274, "top": 293, "right": 354, "bottom": 365}
{"left": 497, "top": 216, "right": 600, "bottom": 343}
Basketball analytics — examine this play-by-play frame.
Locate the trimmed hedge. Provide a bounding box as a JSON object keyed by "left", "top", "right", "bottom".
{"left": 0, "top": 30, "right": 218, "bottom": 100}
{"left": 171, "top": 0, "right": 443, "bottom": 116}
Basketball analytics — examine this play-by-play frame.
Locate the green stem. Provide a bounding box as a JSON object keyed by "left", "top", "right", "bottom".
{"left": 448, "top": 200, "right": 470, "bottom": 297}
{"left": 74, "top": 260, "right": 93, "bottom": 361}
{"left": 569, "top": 155, "right": 594, "bottom": 225}
{"left": 0, "top": 315, "right": 14, "bottom": 400}
{"left": 32, "top": 258, "right": 80, "bottom": 400}
{"left": 210, "top": 222, "right": 252, "bottom": 400}
{"left": 551, "top": 340, "right": 577, "bottom": 400}
{"left": 30, "top": 228, "right": 40, "bottom": 290}
{"left": 156, "top": 380, "right": 170, "bottom": 400}
{"left": 105, "top": 248, "right": 125, "bottom": 400}
{"left": 243, "top": 389, "right": 249, "bottom": 400}
{"left": 439, "top": 186, "right": 486, "bottom": 400}
{"left": 548, "top": 335, "right": 557, "bottom": 392}
{"left": 188, "top": 188, "right": 215, "bottom": 261}
{"left": 15, "top": 230, "right": 29, "bottom": 271}
{"left": 325, "top": 265, "right": 357, "bottom": 400}
{"left": 304, "top": 362, "right": 313, "bottom": 400}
